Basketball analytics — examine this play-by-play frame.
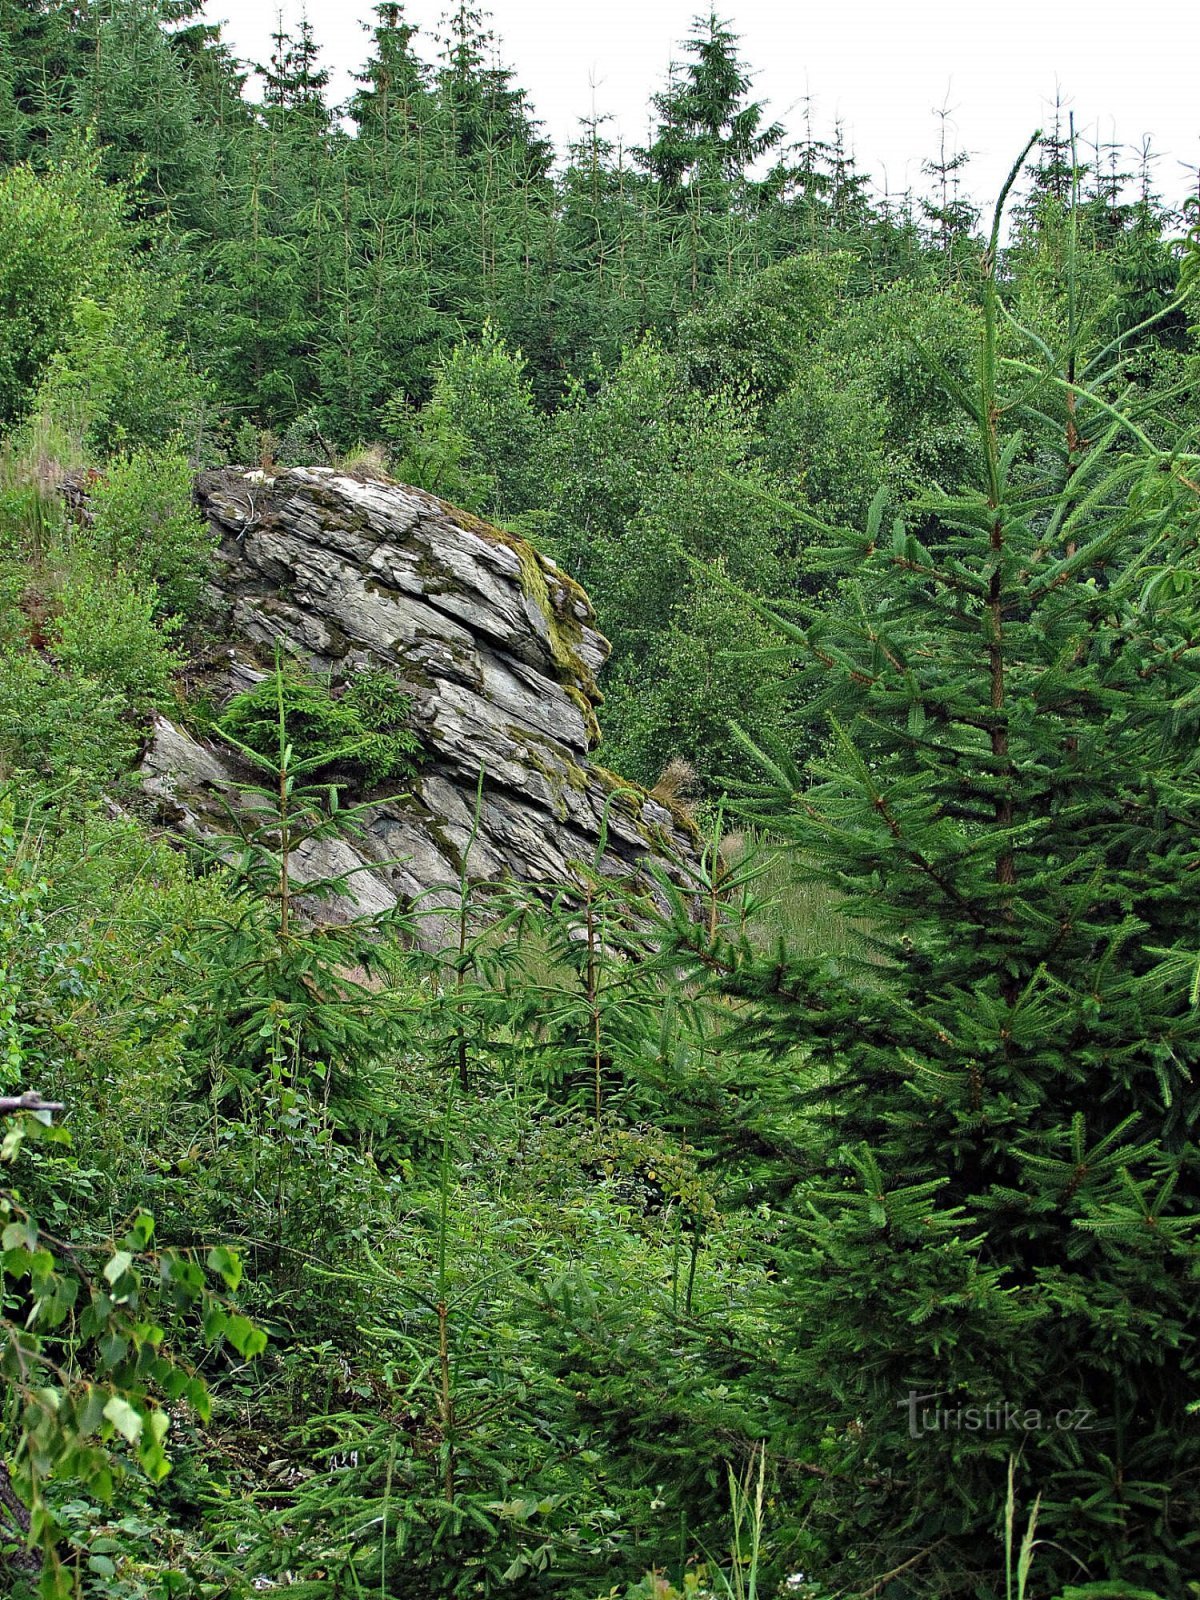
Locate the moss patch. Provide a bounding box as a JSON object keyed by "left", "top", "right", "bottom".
{"left": 564, "top": 684, "right": 602, "bottom": 751}
{"left": 434, "top": 497, "right": 608, "bottom": 725}
{"left": 507, "top": 722, "right": 590, "bottom": 820}
{"left": 591, "top": 762, "right": 703, "bottom": 850}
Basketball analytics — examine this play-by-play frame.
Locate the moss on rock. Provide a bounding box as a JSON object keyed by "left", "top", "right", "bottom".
{"left": 434, "top": 497, "right": 608, "bottom": 722}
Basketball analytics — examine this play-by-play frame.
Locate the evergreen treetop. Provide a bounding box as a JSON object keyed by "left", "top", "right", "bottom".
{"left": 637, "top": 11, "right": 783, "bottom": 196}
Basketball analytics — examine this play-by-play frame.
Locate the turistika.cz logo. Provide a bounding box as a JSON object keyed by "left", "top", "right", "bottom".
{"left": 899, "top": 1391, "right": 1097, "bottom": 1440}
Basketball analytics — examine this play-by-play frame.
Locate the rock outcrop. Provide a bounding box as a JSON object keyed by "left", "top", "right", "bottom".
{"left": 141, "top": 467, "right": 698, "bottom": 942}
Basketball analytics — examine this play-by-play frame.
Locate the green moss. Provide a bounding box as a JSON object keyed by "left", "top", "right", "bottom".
{"left": 298, "top": 479, "right": 372, "bottom": 537}
{"left": 508, "top": 723, "right": 590, "bottom": 820}
{"left": 435, "top": 497, "right": 608, "bottom": 732}
{"left": 564, "top": 684, "right": 602, "bottom": 751}
{"left": 591, "top": 762, "right": 703, "bottom": 850}
{"left": 591, "top": 763, "right": 644, "bottom": 811}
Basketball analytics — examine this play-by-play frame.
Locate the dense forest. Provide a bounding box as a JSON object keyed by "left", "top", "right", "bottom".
{"left": 2, "top": 2, "right": 1200, "bottom": 1596}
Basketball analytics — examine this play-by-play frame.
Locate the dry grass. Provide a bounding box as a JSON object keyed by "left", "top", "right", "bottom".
{"left": 338, "top": 442, "right": 394, "bottom": 481}
{"left": 650, "top": 756, "right": 698, "bottom": 806}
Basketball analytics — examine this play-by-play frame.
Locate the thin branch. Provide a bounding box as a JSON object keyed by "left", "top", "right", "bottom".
{"left": 855, "top": 1536, "right": 950, "bottom": 1599}
{"left": 0, "top": 1092, "right": 65, "bottom": 1115}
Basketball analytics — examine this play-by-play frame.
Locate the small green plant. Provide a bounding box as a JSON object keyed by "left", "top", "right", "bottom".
{"left": 613, "top": 1447, "right": 781, "bottom": 1600}
{"left": 0, "top": 557, "right": 179, "bottom": 799}
{"left": 0, "top": 800, "right": 261, "bottom": 1595}
{"left": 0, "top": 417, "right": 75, "bottom": 567}
{"left": 706, "top": 1445, "right": 768, "bottom": 1600}
{"left": 86, "top": 448, "right": 212, "bottom": 617}
{"left": 0, "top": 652, "right": 138, "bottom": 794}
{"left": 1004, "top": 1458, "right": 1041, "bottom": 1600}
{"left": 52, "top": 565, "right": 180, "bottom": 712}
{"left": 192, "top": 646, "right": 415, "bottom": 1128}
{"left": 216, "top": 661, "right": 421, "bottom": 791}
{"left": 502, "top": 803, "right": 663, "bottom": 1118}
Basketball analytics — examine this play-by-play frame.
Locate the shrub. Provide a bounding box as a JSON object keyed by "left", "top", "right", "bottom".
{"left": 87, "top": 447, "right": 212, "bottom": 617}
{"left": 0, "top": 150, "right": 204, "bottom": 455}
{"left": 0, "top": 559, "right": 179, "bottom": 796}
{"left": 217, "top": 665, "right": 421, "bottom": 790}
{"left": 383, "top": 323, "right": 545, "bottom": 518}
{"left": 33, "top": 286, "right": 202, "bottom": 458}
{"left": 53, "top": 565, "right": 180, "bottom": 712}
{"left": 0, "top": 163, "right": 93, "bottom": 432}
{"left": 0, "top": 651, "right": 137, "bottom": 791}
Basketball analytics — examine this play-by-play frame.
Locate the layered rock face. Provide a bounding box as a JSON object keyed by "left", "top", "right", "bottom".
{"left": 141, "top": 468, "right": 697, "bottom": 940}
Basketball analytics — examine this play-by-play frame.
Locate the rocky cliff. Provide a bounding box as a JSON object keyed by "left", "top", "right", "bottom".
{"left": 141, "top": 467, "right": 698, "bottom": 940}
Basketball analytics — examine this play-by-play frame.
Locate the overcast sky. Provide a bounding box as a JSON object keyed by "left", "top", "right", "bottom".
{"left": 206, "top": 0, "right": 1200, "bottom": 215}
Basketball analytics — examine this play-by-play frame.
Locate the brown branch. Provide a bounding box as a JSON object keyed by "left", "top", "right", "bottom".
{"left": 871, "top": 792, "right": 975, "bottom": 914}
{"left": 0, "top": 1092, "right": 65, "bottom": 1115}
{"left": 855, "top": 1536, "right": 949, "bottom": 1599}
{"left": 0, "top": 1461, "right": 39, "bottom": 1576}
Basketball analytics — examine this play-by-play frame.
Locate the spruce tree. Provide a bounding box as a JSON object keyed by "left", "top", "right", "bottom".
{"left": 920, "top": 101, "right": 978, "bottom": 271}
{"left": 634, "top": 13, "right": 782, "bottom": 301}
{"left": 0, "top": 0, "right": 95, "bottom": 162}
{"left": 636, "top": 11, "right": 782, "bottom": 197}
{"left": 259, "top": 11, "right": 330, "bottom": 122}
{"left": 434, "top": 1, "right": 550, "bottom": 176}
{"left": 350, "top": 1, "right": 429, "bottom": 141}
{"left": 321, "top": 1, "right": 456, "bottom": 431}
{"left": 68, "top": 0, "right": 221, "bottom": 230}
{"left": 670, "top": 141, "right": 1200, "bottom": 1594}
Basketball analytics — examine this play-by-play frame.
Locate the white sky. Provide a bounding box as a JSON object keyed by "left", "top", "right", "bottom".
{"left": 206, "top": 0, "right": 1200, "bottom": 215}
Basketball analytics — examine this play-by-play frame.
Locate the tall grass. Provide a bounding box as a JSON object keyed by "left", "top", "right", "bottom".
{"left": 1003, "top": 1458, "right": 1041, "bottom": 1600}
{"left": 0, "top": 408, "right": 86, "bottom": 563}
{"left": 709, "top": 1445, "right": 768, "bottom": 1600}
{"left": 729, "top": 832, "right": 874, "bottom": 962}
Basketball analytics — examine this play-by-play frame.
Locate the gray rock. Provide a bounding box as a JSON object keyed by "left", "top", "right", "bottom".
{"left": 140, "top": 467, "right": 698, "bottom": 948}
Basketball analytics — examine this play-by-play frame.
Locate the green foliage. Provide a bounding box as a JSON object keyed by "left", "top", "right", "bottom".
{"left": 34, "top": 286, "right": 201, "bottom": 459}
{"left": 387, "top": 324, "right": 546, "bottom": 519}
{"left": 204, "top": 1087, "right": 770, "bottom": 1600}
{"left": 0, "top": 652, "right": 141, "bottom": 795}
{"left": 52, "top": 567, "right": 180, "bottom": 712}
{"left": 69, "top": 0, "right": 222, "bottom": 230}
{"left": 677, "top": 255, "right": 845, "bottom": 409}
{"left": 761, "top": 280, "right": 980, "bottom": 526}
{"left": 553, "top": 343, "right": 759, "bottom": 602}
{"left": 2, "top": 10, "right": 1199, "bottom": 1594}
{"left": 665, "top": 157, "right": 1200, "bottom": 1594}
{"left": 600, "top": 569, "right": 795, "bottom": 788}
{"left": 0, "top": 146, "right": 202, "bottom": 455}
{"left": 497, "top": 850, "right": 670, "bottom": 1119}
{"left": 189, "top": 651, "right": 419, "bottom": 1133}
{"left": 0, "top": 162, "right": 94, "bottom": 433}
{"left": 636, "top": 13, "right": 783, "bottom": 197}
{"left": 87, "top": 447, "right": 212, "bottom": 616}
{"left": 216, "top": 662, "right": 421, "bottom": 790}
{"left": 1183, "top": 194, "right": 1200, "bottom": 309}
{"left": 0, "top": 800, "right": 258, "bottom": 1595}
{"left": 541, "top": 339, "right": 793, "bottom": 784}
{"left": 612, "top": 1449, "right": 785, "bottom": 1600}
{"left": 0, "top": 550, "right": 181, "bottom": 799}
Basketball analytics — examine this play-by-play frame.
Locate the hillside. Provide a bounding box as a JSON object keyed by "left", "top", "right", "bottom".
{"left": 2, "top": 5, "right": 1200, "bottom": 1598}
